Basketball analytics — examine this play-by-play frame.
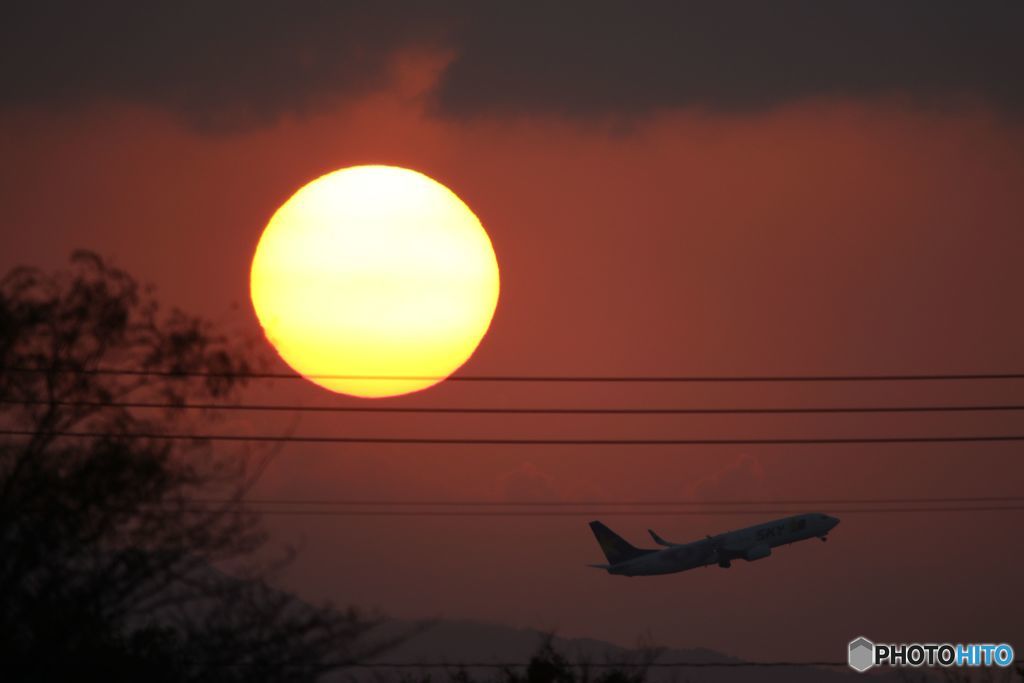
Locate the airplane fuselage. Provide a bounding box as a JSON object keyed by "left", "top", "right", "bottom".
{"left": 596, "top": 513, "right": 839, "bottom": 577}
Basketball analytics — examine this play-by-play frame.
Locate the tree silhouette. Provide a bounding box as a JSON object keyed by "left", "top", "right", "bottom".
{"left": 0, "top": 252, "right": 398, "bottom": 681}
{"left": 511, "top": 636, "right": 652, "bottom": 683}
{"left": 399, "top": 635, "right": 658, "bottom": 683}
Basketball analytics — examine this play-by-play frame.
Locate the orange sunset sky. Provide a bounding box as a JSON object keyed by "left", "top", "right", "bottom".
{"left": 2, "top": 2, "right": 1023, "bottom": 661}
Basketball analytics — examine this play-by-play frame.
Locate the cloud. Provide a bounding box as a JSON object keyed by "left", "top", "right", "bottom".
{"left": 3, "top": 1, "right": 1023, "bottom": 131}
{"left": 0, "top": 1, "right": 448, "bottom": 131}
{"left": 432, "top": 1, "right": 1024, "bottom": 119}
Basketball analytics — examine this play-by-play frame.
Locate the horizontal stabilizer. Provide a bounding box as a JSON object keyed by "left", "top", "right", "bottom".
{"left": 648, "top": 529, "right": 676, "bottom": 546}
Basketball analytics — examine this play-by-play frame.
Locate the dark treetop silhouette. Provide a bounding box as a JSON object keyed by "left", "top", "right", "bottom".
{"left": 0, "top": 252, "right": 401, "bottom": 682}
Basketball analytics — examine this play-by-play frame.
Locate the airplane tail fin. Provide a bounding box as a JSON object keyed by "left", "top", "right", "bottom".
{"left": 589, "top": 521, "right": 646, "bottom": 565}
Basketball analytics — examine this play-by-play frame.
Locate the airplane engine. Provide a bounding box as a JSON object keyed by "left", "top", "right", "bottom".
{"left": 744, "top": 544, "right": 771, "bottom": 561}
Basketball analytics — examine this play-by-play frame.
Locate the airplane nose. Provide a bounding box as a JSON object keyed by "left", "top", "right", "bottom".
{"left": 827, "top": 515, "right": 840, "bottom": 529}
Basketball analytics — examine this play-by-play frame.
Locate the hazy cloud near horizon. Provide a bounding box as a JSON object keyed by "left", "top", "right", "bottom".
{"left": 4, "top": 1, "right": 1023, "bottom": 130}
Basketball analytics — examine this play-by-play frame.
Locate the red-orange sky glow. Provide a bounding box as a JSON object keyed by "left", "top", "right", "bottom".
{"left": 3, "top": 15, "right": 1024, "bottom": 661}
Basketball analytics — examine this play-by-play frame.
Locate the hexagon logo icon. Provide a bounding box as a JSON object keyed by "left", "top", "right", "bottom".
{"left": 848, "top": 636, "right": 875, "bottom": 672}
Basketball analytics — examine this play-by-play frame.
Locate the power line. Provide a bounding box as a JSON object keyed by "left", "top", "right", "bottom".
{"left": 6, "top": 398, "right": 1024, "bottom": 415}
{"left": 6, "top": 367, "right": 1024, "bottom": 382}
{"left": 344, "top": 660, "right": 1024, "bottom": 668}
{"left": 197, "top": 495, "right": 1024, "bottom": 506}
{"left": 348, "top": 661, "right": 850, "bottom": 668}
{"left": 5, "top": 429, "right": 1024, "bottom": 446}
{"left": 165, "top": 495, "right": 1024, "bottom": 517}
{"left": 203, "top": 505, "right": 1024, "bottom": 517}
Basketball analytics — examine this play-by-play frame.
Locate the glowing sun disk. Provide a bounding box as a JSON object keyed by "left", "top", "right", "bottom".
{"left": 250, "top": 165, "right": 500, "bottom": 398}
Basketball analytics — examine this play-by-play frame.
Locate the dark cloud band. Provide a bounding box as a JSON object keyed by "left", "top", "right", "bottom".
{"left": 3, "top": 1, "right": 1022, "bottom": 130}
{"left": 433, "top": 1, "right": 1024, "bottom": 118}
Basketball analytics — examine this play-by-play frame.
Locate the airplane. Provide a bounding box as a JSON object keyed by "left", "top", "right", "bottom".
{"left": 587, "top": 513, "right": 839, "bottom": 576}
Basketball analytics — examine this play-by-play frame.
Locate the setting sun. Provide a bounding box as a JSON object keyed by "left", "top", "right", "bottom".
{"left": 250, "top": 165, "right": 499, "bottom": 398}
